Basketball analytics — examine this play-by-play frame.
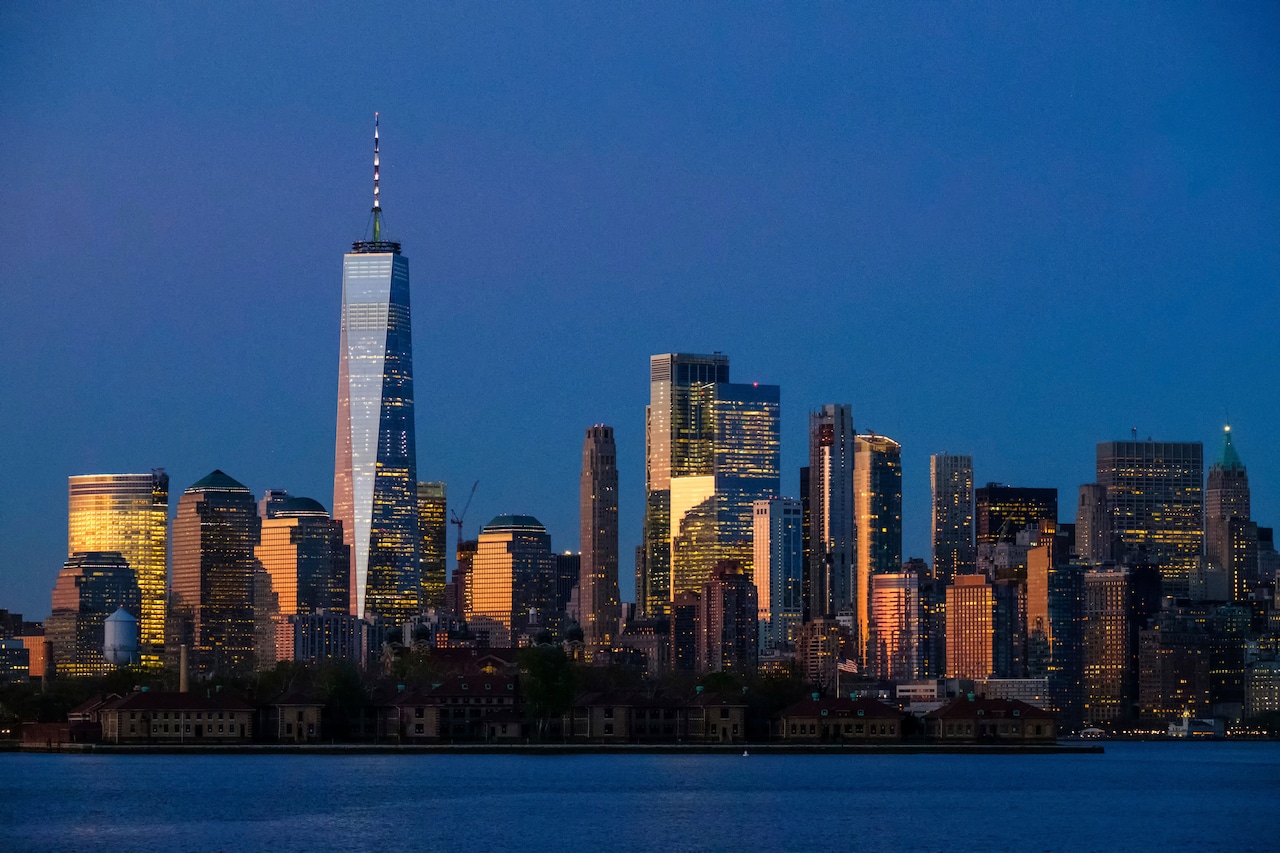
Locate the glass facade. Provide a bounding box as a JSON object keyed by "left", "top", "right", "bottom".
{"left": 468, "top": 515, "right": 555, "bottom": 648}
{"left": 334, "top": 245, "right": 420, "bottom": 625}
{"left": 854, "top": 433, "right": 902, "bottom": 663}
{"left": 975, "top": 484, "right": 1058, "bottom": 545}
{"left": 1096, "top": 441, "right": 1203, "bottom": 598}
{"left": 930, "top": 454, "right": 975, "bottom": 586}
{"left": 255, "top": 498, "right": 349, "bottom": 619}
{"left": 668, "top": 382, "right": 780, "bottom": 600}
{"left": 67, "top": 472, "right": 168, "bottom": 666}
{"left": 170, "top": 471, "right": 261, "bottom": 674}
{"left": 417, "top": 482, "right": 448, "bottom": 609}
{"left": 753, "top": 498, "right": 803, "bottom": 652}
{"left": 808, "top": 405, "right": 856, "bottom": 620}
{"left": 47, "top": 551, "right": 141, "bottom": 677}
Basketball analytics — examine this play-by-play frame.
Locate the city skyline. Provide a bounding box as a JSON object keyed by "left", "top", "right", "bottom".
{"left": 2, "top": 4, "right": 1278, "bottom": 617}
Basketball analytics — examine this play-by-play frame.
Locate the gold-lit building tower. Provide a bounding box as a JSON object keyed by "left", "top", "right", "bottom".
{"left": 854, "top": 433, "right": 902, "bottom": 663}
{"left": 255, "top": 496, "right": 350, "bottom": 662}
{"left": 946, "top": 575, "right": 994, "bottom": 680}
{"left": 467, "top": 515, "right": 555, "bottom": 648}
{"left": 68, "top": 472, "right": 169, "bottom": 666}
{"left": 417, "top": 482, "right": 448, "bottom": 609}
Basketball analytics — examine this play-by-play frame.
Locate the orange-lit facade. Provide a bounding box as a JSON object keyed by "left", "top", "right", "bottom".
{"left": 946, "top": 575, "right": 994, "bottom": 680}
{"left": 468, "top": 516, "right": 555, "bottom": 648}
{"left": 67, "top": 472, "right": 168, "bottom": 665}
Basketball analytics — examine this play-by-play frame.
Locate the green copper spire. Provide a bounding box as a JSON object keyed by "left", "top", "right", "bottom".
{"left": 372, "top": 112, "right": 382, "bottom": 242}
{"left": 1217, "top": 425, "right": 1244, "bottom": 471}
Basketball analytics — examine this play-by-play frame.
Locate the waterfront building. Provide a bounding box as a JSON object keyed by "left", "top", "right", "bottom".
{"left": 170, "top": 470, "right": 261, "bottom": 674}
{"left": 417, "top": 482, "right": 448, "bottom": 609}
{"left": 1096, "top": 439, "right": 1204, "bottom": 598}
{"left": 1074, "top": 484, "right": 1110, "bottom": 564}
{"left": 99, "top": 692, "right": 254, "bottom": 743}
{"left": 807, "top": 405, "right": 856, "bottom": 619}
{"left": 333, "top": 114, "right": 420, "bottom": 627}
{"left": 67, "top": 472, "right": 168, "bottom": 665}
{"left": 753, "top": 498, "right": 804, "bottom": 653}
{"left": 1138, "top": 612, "right": 1211, "bottom": 723}
{"left": 854, "top": 433, "right": 902, "bottom": 663}
{"left": 1245, "top": 661, "right": 1280, "bottom": 721}
{"left": 468, "top": 515, "right": 556, "bottom": 647}
{"left": 1082, "top": 562, "right": 1162, "bottom": 725}
{"left": 975, "top": 484, "right": 1057, "bottom": 545}
{"left": 641, "top": 353, "right": 780, "bottom": 615}
{"left": 930, "top": 454, "right": 975, "bottom": 585}
{"left": 255, "top": 496, "right": 350, "bottom": 661}
{"left": 696, "top": 561, "right": 758, "bottom": 674}
{"left": 47, "top": 552, "right": 141, "bottom": 677}
{"left": 580, "top": 425, "right": 620, "bottom": 659}
{"left": 945, "top": 575, "right": 994, "bottom": 680}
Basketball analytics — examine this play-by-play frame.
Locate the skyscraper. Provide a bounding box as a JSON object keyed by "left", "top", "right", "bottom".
{"left": 930, "top": 454, "right": 974, "bottom": 586}
{"left": 642, "top": 353, "right": 729, "bottom": 617}
{"left": 854, "top": 433, "right": 902, "bottom": 662}
{"left": 580, "top": 425, "right": 620, "bottom": 659}
{"left": 1074, "top": 483, "right": 1110, "bottom": 564}
{"left": 643, "top": 353, "right": 779, "bottom": 614}
{"left": 753, "top": 498, "right": 804, "bottom": 652}
{"left": 417, "top": 482, "right": 448, "bottom": 609}
{"left": 975, "top": 484, "right": 1058, "bottom": 545}
{"left": 468, "top": 515, "right": 556, "bottom": 648}
{"left": 807, "top": 405, "right": 856, "bottom": 619}
{"left": 1205, "top": 426, "right": 1254, "bottom": 602}
{"left": 333, "top": 114, "right": 420, "bottom": 626}
{"left": 1096, "top": 440, "right": 1203, "bottom": 598}
{"left": 255, "top": 496, "right": 350, "bottom": 661}
{"left": 67, "top": 472, "right": 168, "bottom": 665}
{"left": 170, "top": 470, "right": 261, "bottom": 674}
{"left": 47, "top": 552, "right": 141, "bottom": 677}
{"left": 697, "top": 561, "right": 759, "bottom": 674}
{"left": 869, "top": 569, "right": 924, "bottom": 682}
{"left": 1082, "top": 562, "right": 1162, "bottom": 725}
{"left": 946, "top": 575, "right": 994, "bottom": 680}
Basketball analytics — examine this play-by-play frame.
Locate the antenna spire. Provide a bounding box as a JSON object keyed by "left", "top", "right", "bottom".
{"left": 372, "top": 112, "right": 382, "bottom": 242}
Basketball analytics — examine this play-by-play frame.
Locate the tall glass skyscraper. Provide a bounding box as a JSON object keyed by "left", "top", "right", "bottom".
{"left": 333, "top": 115, "right": 420, "bottom": 625}
{"left": 67, "top": 471, "right": 168, "bottom": 666}
{"left": 854, "top": 433, "right": 902, "bottom": 663}
{"left": 929, "top": 453, "right": 974, "bottom": 586}
{"left": 580, "top": 425, "right": 620, "bottom": 659}
{"left": 808, "top": 405, "right": 856, "bottom": 620}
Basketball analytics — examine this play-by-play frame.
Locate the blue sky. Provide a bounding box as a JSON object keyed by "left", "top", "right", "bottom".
{"left": 1, "top": 2, "right": 1277, "bottom": 617}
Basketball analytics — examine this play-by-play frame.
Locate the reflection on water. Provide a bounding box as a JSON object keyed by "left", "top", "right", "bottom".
{"left": 1, "top": 742, "right": 1274, "bottom": 852}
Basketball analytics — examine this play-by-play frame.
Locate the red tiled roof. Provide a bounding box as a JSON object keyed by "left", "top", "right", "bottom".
{"left": 103, "top": 691, "right": 253, "bottom": 712}
{"left": 925, "top": 697, "right": 1054, "bottom": 721}
{"left": 779, "top": 697, "right": 902, "bottom": 720}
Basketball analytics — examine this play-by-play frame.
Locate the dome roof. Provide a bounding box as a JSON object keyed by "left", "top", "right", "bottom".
{"left": 185, "top": 469, "right": 249, "bottom": 493}
{"left": 275, "top": 496, "right": 330, "bottom": 518}
{"left": 483, "top": 514, "right": 546, "bottom": 532}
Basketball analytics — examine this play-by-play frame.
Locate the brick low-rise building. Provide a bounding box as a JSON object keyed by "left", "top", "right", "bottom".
{"left": 776, "top": 696, "right": 905, "bottom": 742}
{"left": 925, "top": 696, "right": 1056, "bottom": 743}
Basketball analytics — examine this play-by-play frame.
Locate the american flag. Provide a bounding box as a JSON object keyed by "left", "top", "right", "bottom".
{"left": 836, "top": 658, "right": 858, "bottom": 674}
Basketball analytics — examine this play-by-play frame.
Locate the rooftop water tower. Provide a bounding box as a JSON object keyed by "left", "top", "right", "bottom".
{"left": 103, "top": 607, "right": 139, "bottom": 667}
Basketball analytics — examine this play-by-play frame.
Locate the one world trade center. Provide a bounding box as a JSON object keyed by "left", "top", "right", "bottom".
{"left": 333, "top": 114, "right": 420, "bottom": 626}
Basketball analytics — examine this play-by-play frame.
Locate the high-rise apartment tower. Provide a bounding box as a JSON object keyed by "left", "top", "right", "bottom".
{"left": 580, "top": 425, "right": 620, "bottom": 658}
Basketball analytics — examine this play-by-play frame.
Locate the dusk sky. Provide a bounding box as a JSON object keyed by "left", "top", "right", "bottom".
{"left": 1, "top": 3, "right": 1277, "bottom": 618}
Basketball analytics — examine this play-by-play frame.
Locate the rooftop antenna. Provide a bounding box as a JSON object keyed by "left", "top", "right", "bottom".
{"left": 372, "top": 112, "right": 382, "bottom": 241}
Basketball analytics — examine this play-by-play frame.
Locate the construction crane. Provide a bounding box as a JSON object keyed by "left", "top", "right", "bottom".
{"left": 450, "top": 481, "right": 479, "bottom": 545}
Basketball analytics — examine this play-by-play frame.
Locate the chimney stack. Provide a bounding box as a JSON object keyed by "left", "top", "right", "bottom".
{"left": 179, "top": 644, "right": 189, "bottom": 693}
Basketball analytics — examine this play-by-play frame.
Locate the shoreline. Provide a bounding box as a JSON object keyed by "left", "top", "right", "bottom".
{"left": 6, "top": 741, "right": 1104, "bottom": 755}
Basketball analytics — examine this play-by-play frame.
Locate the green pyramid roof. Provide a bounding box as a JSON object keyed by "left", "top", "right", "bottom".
{"left": 1216, "top": 427, "right": 1244, "bottom": 471}
{"left": 185, "top": 469, "right": 250, "bottom": 493}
